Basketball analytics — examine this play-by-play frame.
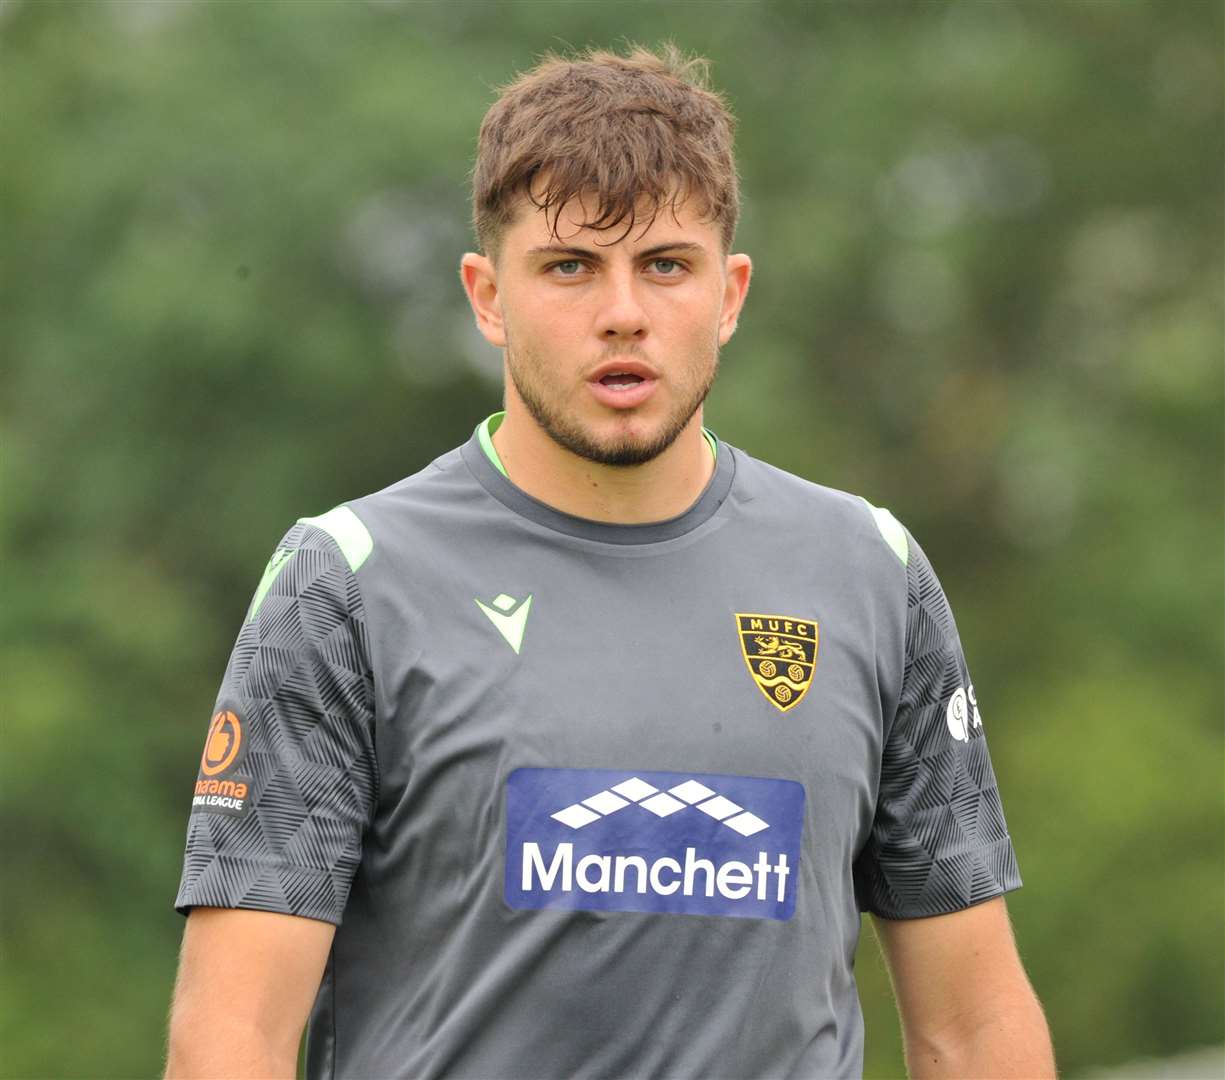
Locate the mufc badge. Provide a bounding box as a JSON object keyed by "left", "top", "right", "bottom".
{"left": 736, "top": 614, "right": 819, "bottom": 713}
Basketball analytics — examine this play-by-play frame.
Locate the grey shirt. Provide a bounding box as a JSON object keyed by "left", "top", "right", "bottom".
{"left": 176, "top": 419, "right": 1020, "bottom": 1079}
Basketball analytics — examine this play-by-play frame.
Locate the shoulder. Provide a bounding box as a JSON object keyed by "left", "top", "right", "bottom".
{"left": 725, "top": 442, "right": 910, "bottom": 572}
{"left": 286, "top": 443, "right": 476, "bottom": 576}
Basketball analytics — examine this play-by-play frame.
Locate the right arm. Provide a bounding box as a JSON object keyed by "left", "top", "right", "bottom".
{"left": 167, "top": 514, "right": 378, "bottom": 1077}
{"left": 165, "top": 908, "right": 335, "bottom": 1079}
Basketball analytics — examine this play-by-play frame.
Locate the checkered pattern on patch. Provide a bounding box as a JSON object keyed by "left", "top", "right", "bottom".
{"left": 853, "top": 535, "right": 1021, "bottom": 918}
{"left": 175, "top": 520, "right": 377, "bottom": 925}
{"left": 551, "top": 776, "right": 770, "bottom": 838}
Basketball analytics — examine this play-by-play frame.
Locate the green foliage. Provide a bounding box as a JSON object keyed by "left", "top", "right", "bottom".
{"left": 2, "top": 2, "right": 1220, "bottom": 1076}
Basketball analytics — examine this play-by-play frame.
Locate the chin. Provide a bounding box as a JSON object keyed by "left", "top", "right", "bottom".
{"left": 562, "top": 415, "right": 692, "bottom": 468}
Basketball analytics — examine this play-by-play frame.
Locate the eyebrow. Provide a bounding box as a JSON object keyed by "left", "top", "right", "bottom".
{"left": 524, "top": 241, "right": 708, "bottom": 262}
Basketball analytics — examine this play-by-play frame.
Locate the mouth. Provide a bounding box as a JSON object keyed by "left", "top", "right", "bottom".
{"left": 587, "top": 359, "right": 660, "bottom": 410}
{"left": 598, "top": 371, "right": 646, "bottom": 391}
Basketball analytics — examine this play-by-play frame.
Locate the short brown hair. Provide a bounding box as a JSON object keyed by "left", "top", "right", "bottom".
{"left": 472, "top": 43, "right": 740, "bottom": 259}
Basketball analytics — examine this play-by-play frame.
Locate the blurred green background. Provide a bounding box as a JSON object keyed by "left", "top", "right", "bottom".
{"left": 2, "top": 1, "right": 1222, "bottom": 1077}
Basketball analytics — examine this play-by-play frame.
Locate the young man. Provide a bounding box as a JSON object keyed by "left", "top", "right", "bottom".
{"left": 166, "top": 46, "right": 1055, "bottom": 1079}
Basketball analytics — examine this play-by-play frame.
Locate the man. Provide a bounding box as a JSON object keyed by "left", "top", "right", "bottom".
{"left": 166, "top": 45, "right": 1055, "bottom": 1079}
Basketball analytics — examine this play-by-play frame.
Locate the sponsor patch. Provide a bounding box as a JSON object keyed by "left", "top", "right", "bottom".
{"left": 192, "top": 708, "right": 252, "bottom": 817}
{"left": 505, "top": 767, "right": 806, "bottom": 921}
{"left": 946, "top": 683, "right": 984, "bottom": 743}
{"left": 736, "top": 614, "right": 819, "bottom": 712}
{"left": 192, "top": 774, "right": 253, "bottom": 817}
{"left": 201, "top": 709, "right": 243, "bottom": 776}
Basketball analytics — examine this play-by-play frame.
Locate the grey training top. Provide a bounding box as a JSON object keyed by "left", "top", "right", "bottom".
{"left": 176, "top": 416, "right": 1021, "bottom": 1079}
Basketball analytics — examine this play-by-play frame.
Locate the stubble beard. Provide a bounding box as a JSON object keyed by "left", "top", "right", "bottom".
{"left": 504, "top": 334, "right": 719, "bottom": 467}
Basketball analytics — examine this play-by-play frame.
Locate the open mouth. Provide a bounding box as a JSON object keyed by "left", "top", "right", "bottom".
{"left": 598, "top": 372, "right": 646, "bottom": 391}
{"left": 587, "top": 361, "right": 658, "bottom": 409}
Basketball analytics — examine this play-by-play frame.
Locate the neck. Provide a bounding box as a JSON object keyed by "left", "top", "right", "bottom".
{"left": 490, "top": 405, "right": 715, "bottom": 525}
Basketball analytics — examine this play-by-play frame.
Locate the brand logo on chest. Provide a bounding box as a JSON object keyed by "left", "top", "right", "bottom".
{"left": 505, "top": 767, "right": 806, "bottom": 921}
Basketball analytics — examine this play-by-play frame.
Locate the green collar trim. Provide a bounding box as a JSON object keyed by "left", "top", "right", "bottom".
{"left": 477, "top": 412, "right": 510, "bottom": 477}
{"left": 475, "top": 412, "right": 717, "bottom": 476}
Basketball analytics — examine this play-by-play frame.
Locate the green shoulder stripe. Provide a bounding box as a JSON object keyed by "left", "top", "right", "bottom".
{"left": 247, "top": 548, "right": 296, "bottom": 622}
{"left": 861, "top": 498, "right": 909, "bottom": 567}
{"left": 298, "top": 505, "right": 374, "bottom": 572}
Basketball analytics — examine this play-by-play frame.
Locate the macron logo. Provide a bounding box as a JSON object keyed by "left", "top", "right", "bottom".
{"left": 475, "top": 593, "right": 532, "bottom": 654}
{"left": 505, "top": 767, "right": 806, "bottom": 922}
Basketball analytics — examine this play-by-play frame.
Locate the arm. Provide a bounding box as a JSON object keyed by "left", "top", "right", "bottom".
{"left": 873, "top": 898, "right": 1055, "bottom": 1079}
{"left": 165, "top": 907, "right": 335, "bottom": 1079}
{"left": 168, "top": 516, "right": 376, "bottom": 1074}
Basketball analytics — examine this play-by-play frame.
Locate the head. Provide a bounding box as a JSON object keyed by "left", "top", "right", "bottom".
{"left": 461, "top": 44, "right": 751, "bottom": 467}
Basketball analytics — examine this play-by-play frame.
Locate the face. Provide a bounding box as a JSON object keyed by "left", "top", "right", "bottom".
{"left": 462, "top": 192, "right": 751, "bottom": 467}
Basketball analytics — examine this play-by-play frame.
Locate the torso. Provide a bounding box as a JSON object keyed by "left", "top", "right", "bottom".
{"left": 308, "top": 435, "right": 906, "bottom": 1080}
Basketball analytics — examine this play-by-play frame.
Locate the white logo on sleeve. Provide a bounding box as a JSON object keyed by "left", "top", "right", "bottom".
{"left": 946, "top": 687, "right": 970, "bottom": 742}
{"left": 968, "top": 683, "right": 983, "bottom": 729}
{"left": 946, "top": 684, "right": 984, "bottom": 742}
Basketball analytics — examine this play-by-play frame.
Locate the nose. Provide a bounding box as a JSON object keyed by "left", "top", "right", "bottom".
{"left": 593, "top": 265, "right": 649, "bottom": 341}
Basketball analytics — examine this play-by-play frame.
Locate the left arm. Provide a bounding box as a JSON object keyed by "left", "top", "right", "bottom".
{"left": 873, "top": 897, "right": 1055, "bottom": 1079}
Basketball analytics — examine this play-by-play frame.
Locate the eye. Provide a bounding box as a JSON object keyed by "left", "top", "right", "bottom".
{"left": 550, "top": 260, "right": 586, "bottom": 276}
{"left": 650, "top": 258, "right": 684, "bottom": 275}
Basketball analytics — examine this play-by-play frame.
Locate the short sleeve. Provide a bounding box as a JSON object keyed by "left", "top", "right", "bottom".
{"left": 174, "top": 518, "right": 377, "bottom": 925}
{"left": 854, "top": 533, "right": 1021, "bottom": 918}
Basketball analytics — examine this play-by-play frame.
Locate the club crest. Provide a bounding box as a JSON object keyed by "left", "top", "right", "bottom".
{"left": 735, "top": 614, "right": 819, "bottom": 713}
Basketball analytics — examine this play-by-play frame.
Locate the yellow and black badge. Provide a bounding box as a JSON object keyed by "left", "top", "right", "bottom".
{"left": 736, "top": 614, "right": 819, "bottom": 713}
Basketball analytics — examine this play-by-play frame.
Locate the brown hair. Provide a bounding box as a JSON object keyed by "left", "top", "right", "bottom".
{"left": 472, "top": 43, "right": 740, "bottom": 260}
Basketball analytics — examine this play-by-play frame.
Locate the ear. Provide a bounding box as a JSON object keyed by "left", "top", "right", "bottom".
{"left": 718, "top": 253, "right": 753, "bottom": 346}
{"left": 460, "top": 253, "right": 506, "bottom": 348}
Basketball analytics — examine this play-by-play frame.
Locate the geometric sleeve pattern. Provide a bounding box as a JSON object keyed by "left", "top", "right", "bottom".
{"left": 175, "top": 521, "right": 377, "bottom": 926}
{"left": 854, "top": 536, "right": 1021, "bottom": 918}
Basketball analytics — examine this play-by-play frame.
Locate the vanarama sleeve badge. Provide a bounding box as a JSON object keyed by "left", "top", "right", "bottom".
{"left": 735, "top": 614, "right": 818, "bottom": 712}
{"left": 201, "top": 709, "right": 243, "bottom": 775}
{"left": 191, "top": 708, "right": 253, "bottom": 817}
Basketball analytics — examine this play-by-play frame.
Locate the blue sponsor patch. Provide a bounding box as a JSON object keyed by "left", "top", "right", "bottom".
{"left": 505, "top": 767, "right": 806, "bottom": 921}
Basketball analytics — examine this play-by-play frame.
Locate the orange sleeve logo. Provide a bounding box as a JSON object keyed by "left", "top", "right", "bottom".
{"left": 200, "top": 710, "right": 243, "bottom": 776}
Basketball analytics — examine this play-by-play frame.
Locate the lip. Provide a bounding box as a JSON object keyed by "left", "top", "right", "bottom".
{"left": 586, "top": 359, "right": 660, "bottom": 410}
{"left": 588, "top": 358, "right": 660, "bottom": 383}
